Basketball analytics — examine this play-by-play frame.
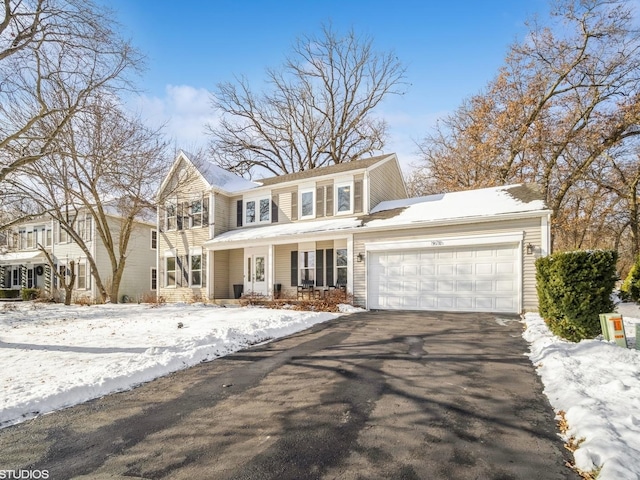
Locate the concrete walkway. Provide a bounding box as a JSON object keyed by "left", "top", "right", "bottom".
{"left": 0, "top": 311, "right": 578, "bottom": 479}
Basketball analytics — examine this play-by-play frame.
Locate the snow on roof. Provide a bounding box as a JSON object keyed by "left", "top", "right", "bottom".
{"left": 0, "top": 250, "right": 46, "bottom": 264}
{"left": 197, "top": 159, "right": 261, "bottom": 193}
{"left": 205, "top": 217, "right": 361, "bottom": 247}
{"left": 204, "top": 184, "right": 547, "bottom": 247}
{"left": 367, "top": 184, "right": 547, "bottom": 227}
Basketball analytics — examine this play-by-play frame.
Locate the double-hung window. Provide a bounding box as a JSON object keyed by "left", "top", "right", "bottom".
{"left": 191, "top": 253, "right": 202, "bottom": 287}
{"left": 336, "top": 248, "right": 348, "bottom": 286}
{"left": 299, "top": 251, "right": 315, "bottom": 283}
{"left": 336, "top": 182, "right": 353, "bottom": 214}
{"left": 166, "top": 256, "right": 176, "bottom": 287}
{"left": 166, "top": 203, "right": 176, "bottom": 230}
{"left": 300, "top": 189, "right": 315, "bottom": 219}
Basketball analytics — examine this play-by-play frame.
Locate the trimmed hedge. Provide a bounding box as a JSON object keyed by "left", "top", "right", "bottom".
{"left": 0, "top": 289, "right": 20, "bottom": 299}
{"left": 621, "top": 254, "right": 640, "bottom": 302}
{"left": 536, "top": 250, "right": 618, "bottom": 342}
{"left": 21, "top": 288, "right": 40, "bottom": 301}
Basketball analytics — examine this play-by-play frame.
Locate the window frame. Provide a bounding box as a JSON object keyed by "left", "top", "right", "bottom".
{"left": 190, "top": 253, "right": 202, "bottom": 287}
{"left": 335, "top": 182, "right": 354, "bottom": 215}
{"left": 299, "top": 250, "right": 316, "bottom": 283}
{"left": 77, "top": 262, "right": 87, "bottom": 290}
{"left": 336, "top": 248, "right": 348, "bottom": 286}
{"left": 151, "top": 267, "right": 157, "bottom": 290}
{"left": 300, "top": 188, "right": 315, "bottom": 219}
{"left": 165, "top": 255, "right": 176, "bottom": 288}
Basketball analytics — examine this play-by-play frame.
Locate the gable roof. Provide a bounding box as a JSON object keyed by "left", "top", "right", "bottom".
{"left": 158, "top": 151, "right": 260, "bottom": 197}
{"left": 256, "top": 154, "right": 395, "bottom": 187}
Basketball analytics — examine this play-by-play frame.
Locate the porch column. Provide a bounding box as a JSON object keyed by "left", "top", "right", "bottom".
{"left": 347, "top": 235, "right": 354, "bottom": 294}
{"left": 267, "top": 244, "right": 274, "bottom": 298}
{"left": 44, "top": 265, "right": 52, "bottom": 293}
{"left": 20, "top": 264, "right": 27, "bottom": 289}
{"left": 0, "top": 266, "right": 4, "bottom": 288}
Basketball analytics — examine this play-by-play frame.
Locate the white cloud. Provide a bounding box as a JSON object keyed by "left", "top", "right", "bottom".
{"left": 133, "top": 85, "right": 218, "bottom": 150}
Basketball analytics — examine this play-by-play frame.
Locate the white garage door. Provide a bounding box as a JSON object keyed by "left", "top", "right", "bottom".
{"left": 368, "top": 244, "right": 520, "bottom": 313}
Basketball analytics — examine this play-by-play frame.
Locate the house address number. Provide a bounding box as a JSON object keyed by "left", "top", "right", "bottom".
{"left": 430, "top": 240, "right": 444, "bottom": 246}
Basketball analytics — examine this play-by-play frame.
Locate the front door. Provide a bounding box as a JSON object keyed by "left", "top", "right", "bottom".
{"left": 245, "top": 247, "right": 268, "bottom": 296}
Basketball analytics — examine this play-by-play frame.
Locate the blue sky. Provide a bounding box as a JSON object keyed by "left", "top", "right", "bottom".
{"left": 102, "top": 0, "right": 550, "bottom": 171}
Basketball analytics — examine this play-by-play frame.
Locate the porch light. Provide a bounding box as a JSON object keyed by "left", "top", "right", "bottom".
{"left": 357, "top": 252, "right": 364, "bottom": 262}
{"left": 526, "top": 243, "right": 535, "bottom": 255}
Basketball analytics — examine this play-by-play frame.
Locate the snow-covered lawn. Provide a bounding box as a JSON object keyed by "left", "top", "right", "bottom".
{"left": 0, "top": 302, "right": 341, "bottom": 428}
{"left": 523, "top": 304, "right": 640, "bottom": 480}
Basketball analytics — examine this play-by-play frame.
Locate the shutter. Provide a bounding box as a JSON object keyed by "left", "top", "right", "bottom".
{"left": 183, "top": 255, "right": 190, "bottom": 286}
{"left": 291, "top": 192, "right": 298, "bottom": 221}
{"left": 176, "top": 256, "right": 183, "bottom": 287}
{"left": 202, "top": 252, "right": 207, "bottom": 288}
{"left": 326, "top": 249, "right": 334, "bottom": 286}
{"left": 203, "top": 196, "right": 209, "bottom": 226}
{"left": 272, "top": 195, "right": 279, "bottom": 223}
{"left": 316, "top": 249, "right": 324, "bottom": 286}
{"left": 291, "top": 250, "right": 298, "bottom": 286}
{"left": 316, "top": 187, "right": 324, "bottom": 218}
{"left": 326, "top": 185, "right": 334, "bottom": 216}
{"left": 177, "top": 203, "right": 183, "bottom": 230}
{"left": 236, "top": 200, "right": 243, "bottom": 227}
{"left": 354, "top": 179, "right": 363, "bottom": 213}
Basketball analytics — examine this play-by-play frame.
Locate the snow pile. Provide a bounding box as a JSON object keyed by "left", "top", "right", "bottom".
{"left": 523, "top": 309, "right": 640, "bottom": 479}
{"left": 0, "top": 303, "right": 338, "bottom": 428}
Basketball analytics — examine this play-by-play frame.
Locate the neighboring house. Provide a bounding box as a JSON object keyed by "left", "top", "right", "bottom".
{"left": 0, "top": 210, "right": 157, "bottom": 302}
{"left": 157, "top": 151, "right": 550, "bottom": 313}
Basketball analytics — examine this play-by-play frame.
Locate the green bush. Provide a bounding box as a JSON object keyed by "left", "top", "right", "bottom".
{"left": 0, "top": 289, "right": 20, "bottom": 299}
{"left": 21, "top": 288, "right": 40, "bottom": 301}
{"left": 536, "top": 250, "right": 618, "bottom": 342}
{"left": 621, "top": 254, "right": 640, "bottom": 302}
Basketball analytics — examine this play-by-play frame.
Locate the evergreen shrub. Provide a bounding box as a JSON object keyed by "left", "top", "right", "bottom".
{"left": 536, "top": 250, "right": 618, "bottom": 342}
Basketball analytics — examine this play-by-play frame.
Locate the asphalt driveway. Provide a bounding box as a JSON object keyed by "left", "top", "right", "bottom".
{"left": 0, "top": 310, "right": 578, "bottom": 479}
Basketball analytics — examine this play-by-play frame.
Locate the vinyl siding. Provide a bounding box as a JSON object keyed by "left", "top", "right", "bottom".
{"left": 353, "top": 217, "right": 544, "bottom": 312}
{"left": 273, "top": 187, "right": 296, "bottom": 223}
{"left": 213, "top": 249, "right": 229, "bottom": 298}
{"left": 368, "top": 159, "right": 407, "bottom": 210}
{"left": 214, "top": 193, "right": 229, "bottom": 237}
{"left": 274, "top": 243, "right": 297, "bottom": 298}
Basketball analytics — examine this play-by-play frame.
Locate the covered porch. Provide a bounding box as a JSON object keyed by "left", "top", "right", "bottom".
{"left": 206, "top": 237, "right": 354, "bottom": 302}
{"left": 0, "top": 250, "right": 53, "bottom": 294}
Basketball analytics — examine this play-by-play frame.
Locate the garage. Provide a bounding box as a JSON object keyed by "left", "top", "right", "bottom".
{"left": 367, "top": 242, "right": 521, "bottom": 313}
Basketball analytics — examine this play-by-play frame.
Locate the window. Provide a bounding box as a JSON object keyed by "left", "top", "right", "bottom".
{"left": 336, "top": 184, "right": 353, "bottom": 213}
{"left": 12, "top": 268, "right": 20, "bottom": 287}
{"left": 191, "top": 254, "right": 202, "bottom": 286}
{"left": 176, "top": 201, "right": 190, "bottom": 230}
{"left": 246, "top": 200, "right": 256, "bottom": 224}
{"left": 336, "top": 248, "right": 348, "bottom": 286}
{"left": 27, "top": 268, "right": 34, "bottom": 288}
{"left": 83, "top": 217, "right": 92, "bottom": 241}
{"left": 151, "top": 230, "right": 157, "bottom": 250}
{"left": 166, "top": 203, "right": 176, "bottom": 230}
{"left": 166, "top": 256, "right": 176, "bottom": 287}
{"left": 45, "top": 229, "right": 52, "bottom": 247}
{"left": 27, "top": 231, "right": 34, "bottom": 249}
{"left": 59, "top": 225, "right": 68, "bottom": 244}
{"left": 19, "top": 229, "right": 26, "bottom": 249}
{"left": 77, "top": 263, "right": 87, "bottom": 289}
{"left": 301, "top": 189, "right": 314, "bottom": 218}
{"left": 259, "top": 198, "right": 270, "bottom": 222}
{"left": 151, "top": 268, "right": 157, "bottom": 290}
{"left": 245, "top": 197, "right": 270, "bottom": 224}
{"left": 299, "top": 251, "right": 315, "bottom": 282}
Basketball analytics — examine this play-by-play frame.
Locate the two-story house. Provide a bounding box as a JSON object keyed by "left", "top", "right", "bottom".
{"left": 0, "top": 209, "right": 157, "bottom": 302}
{"left": 157, "top": 151, "right": 550, "bottom": 313}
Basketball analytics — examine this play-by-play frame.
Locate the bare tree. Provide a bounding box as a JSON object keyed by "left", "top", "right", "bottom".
{"left": 415, "top": 0, "right": 640, "bottom": 253}
{"left": 13, "top": 93, "right": 169, "bottom": 303}
{"left": 0, "top": 0, "right": 141, "bottom": 188}
{"left": 206, "top": 23, "right": 407, "bottom": 177}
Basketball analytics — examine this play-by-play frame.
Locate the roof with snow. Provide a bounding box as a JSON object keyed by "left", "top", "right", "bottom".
{"left": 205, "top": 184, "right": 548, "bottom": 247}
{"left": 197, "top": 159, "right": 261, "bottom": 193}
{"left": 256, "top": 154, "right": 394, "bottom": 187}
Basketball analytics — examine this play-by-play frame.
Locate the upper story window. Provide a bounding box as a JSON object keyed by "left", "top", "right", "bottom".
{"left": 245, "top": 197, "right": 270, "bottom": 225}
{"left": 151, "top": 230, "right": 157, "bottom": 249}
{"left": 300, "top": 188, "right": 315, "bottom": 219}
{"left": 165, "top": 196, "right": 209, "bottom": 231}
{"left": 336, "top": 182, "right": 353, "bottom": 214}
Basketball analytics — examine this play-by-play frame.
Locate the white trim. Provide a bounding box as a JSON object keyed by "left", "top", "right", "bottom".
{"left": 364, "top": 232, "right": 525, "bottom": 252}
{"left": 299, "top": 187, "right": 315, "bottom": 219}
{"left": 541, "top": 215, "right": 551, "bottom": 256}
{"left": 347, "top": 235, "right": 354, "bottom": 294}
{"left": 366, "top": 237, "right": 523, "bottom": 313}
{"left": 335, "top": 181, "right": 354, "bottom": 215}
